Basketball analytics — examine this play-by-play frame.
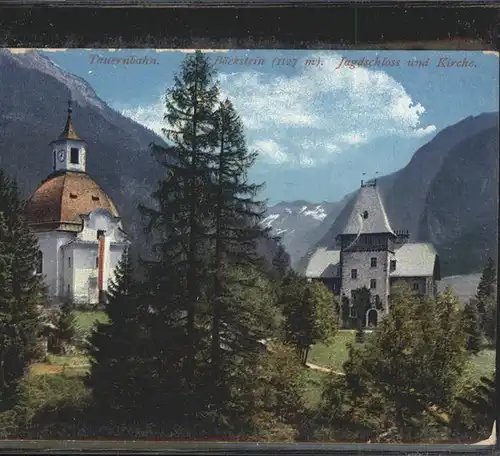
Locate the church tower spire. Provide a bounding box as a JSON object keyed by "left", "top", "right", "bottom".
{"left": 50, "top": 98, "right": 87, "bottom": 174}
{"left": 58, "top": 97, "right": 81, "bottom": 141}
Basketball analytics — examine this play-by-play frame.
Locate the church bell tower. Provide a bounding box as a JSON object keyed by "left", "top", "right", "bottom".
{"left": 50, "top": 98, "right": 87, "bottom": 174}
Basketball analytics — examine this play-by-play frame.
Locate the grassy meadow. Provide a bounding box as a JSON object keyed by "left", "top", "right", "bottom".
{"left": 29, "top": 317, "right": 495, "bottom": 410}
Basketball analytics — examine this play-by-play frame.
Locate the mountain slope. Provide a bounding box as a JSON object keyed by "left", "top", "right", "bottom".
{"left": 419, "top": 126, "right": 499, "bottom": 275}
{"left": 297, "top": 112, "right": 499, "bottom": 276}
{"left": 263, "top": 200, "right": 344, "bottom": 266}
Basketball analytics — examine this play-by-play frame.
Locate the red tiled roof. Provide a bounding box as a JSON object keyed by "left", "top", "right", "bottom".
{"left": 24, "top": 171, "right": 119, "bottom": 230}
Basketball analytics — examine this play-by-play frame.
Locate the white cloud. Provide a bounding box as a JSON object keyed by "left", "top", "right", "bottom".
{"left": 217, "top": 53, "right": 436, "bottom": 165}
{"left": 251, "top": 139, "right": 288, "bottom": 164}
{"left": 114, "top": 98, "right": 166, "bottom": 137}
{"left": 116, "top": 51, "right": 436, "bottom": 167}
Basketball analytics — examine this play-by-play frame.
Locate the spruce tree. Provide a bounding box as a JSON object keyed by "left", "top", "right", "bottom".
{"left": 0, "top": 170, "right": 44, "bottom": 411}
{"left": 139, "top": 50, "right": 220, "bottom": 421}
{"left": 86, "top": 249, "right": 151, "bottom": 421}
{"left": 475, "top": 257, "right": 497, "bottom": 332}
{"left": 206, "top": 98, "right": 272, "bottom": 403}
{"left": 462, "top": 299, "right": 482, "bottom": 355}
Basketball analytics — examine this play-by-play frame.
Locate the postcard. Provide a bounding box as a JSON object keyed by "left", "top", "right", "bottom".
{"left": 0, "top": 47, "right": 497, "bottom": 445}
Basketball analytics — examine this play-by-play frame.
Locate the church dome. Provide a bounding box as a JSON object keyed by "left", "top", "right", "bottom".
{"left": 25, "top": 171, "right": 120, "bottom": 231}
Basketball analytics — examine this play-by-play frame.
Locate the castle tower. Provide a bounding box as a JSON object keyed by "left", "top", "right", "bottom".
{"left": 338, "top": 179, "right": 397, "bottom": 325}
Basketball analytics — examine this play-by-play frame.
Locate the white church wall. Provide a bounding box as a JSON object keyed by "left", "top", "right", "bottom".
{"left": 70, "top": 243, "right": 99, "bottom": 304}
{"left": 36, "top": 231, "right": 74, "bottom": 300}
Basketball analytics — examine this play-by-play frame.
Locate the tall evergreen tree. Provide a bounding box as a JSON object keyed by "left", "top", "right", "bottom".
{"left": 139, "top": 50, "right": 220, "bottom": 420}
{"left": 462, "top": 299, "right": 482, "bottom": 355}
{"left": 0, "top": 170, "right": 44, "bottom": 411}
{"left": 86, "top": 249, "right": 151, "bottom": 421}
{"left": 207, "top": 98, "right": 271, "bottom": 402}
{"left": 475, "top": 257, "right": 497, "bottom": 332}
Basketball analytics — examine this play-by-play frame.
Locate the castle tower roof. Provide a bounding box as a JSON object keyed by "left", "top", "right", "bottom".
{"left": 341, "top": 179, "right": 395, "bottom": 236}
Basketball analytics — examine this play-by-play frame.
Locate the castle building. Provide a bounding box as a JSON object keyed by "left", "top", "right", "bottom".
{"left": 24, "top": 100, "right": 129, "bottom": 306}
{"left": 305, "top": 179, "right": 440, "bottom": 327}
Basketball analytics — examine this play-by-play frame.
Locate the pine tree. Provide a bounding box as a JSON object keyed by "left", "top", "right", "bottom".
{"left": 462, "top": 299, "right": 482, "bottom": 355}
{"left": 206, "top": 98, "right": 272, "bottom": 404}
{"left": 271, "top": 241, "right": 290, "bottom": 281}
{"left": 138, "top": 50, "right": 221, "bottom": 421}
{"left": 0, "top": 170, "right": 44, "bottom": 411}
{"left": 86, "top": 249, "right": 151, "bottom": 421}
{"left": 475, "top": 257, "right": 497, "bottom": 332}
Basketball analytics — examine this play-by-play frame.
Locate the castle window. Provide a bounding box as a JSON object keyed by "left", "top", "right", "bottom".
{"left": 362, "top": 211, "right": 369, "bottom": 219}
{"left": 390, "top": 260, "right": 397, "bottom": 271}
{"left": 351, "top": 269, "right": 358, "bottom": 279}
{"left": 68, "top": 257, "right": 71, "bottom": 268}
{"left": 36, "top": 251, "right": 43, "bottom": 274}
{"left": 70, "top": 148, "right": 79, "bottom": 164}
{"left": 67, "top": 284, "right": 71, "bottom": 295}
{"left": 349, "top": 306, "right": 357, "bottom": 318}
{"left": 413, "top": 283, "right": 420, "bottom": 291}
{"left": 370, "top": 257, "right": 377, "bottom": 268}
{"left": 370, "top": 279, "right": 377, "bottom": 289}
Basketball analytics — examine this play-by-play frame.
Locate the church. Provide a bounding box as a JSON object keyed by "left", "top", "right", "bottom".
{"left": 24, "top": 100, "right": 129, "bottom": 306}
{"left": 305, "top": 179, "right": 441, "bottom": 327}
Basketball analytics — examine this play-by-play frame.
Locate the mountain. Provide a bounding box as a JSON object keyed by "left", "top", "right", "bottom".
{"left": 262, "top": 200, "right": 344, "bottom": 266}
{"left": 296, "top": 112, "right": 499, "bottom": 277}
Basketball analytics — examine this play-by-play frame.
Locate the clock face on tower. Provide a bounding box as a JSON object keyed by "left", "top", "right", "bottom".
{"left": 56, "top": 149, "right": 66, "bottom": 162}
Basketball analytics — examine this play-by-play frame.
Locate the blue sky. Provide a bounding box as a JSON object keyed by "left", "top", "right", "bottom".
{"left": 37, "top": 49, "right": 499, "bottom": 205}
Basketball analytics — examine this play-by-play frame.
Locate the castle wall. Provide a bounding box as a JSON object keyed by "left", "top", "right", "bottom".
{"left": 340, "top": 248, "right": 395, "bottom": 312}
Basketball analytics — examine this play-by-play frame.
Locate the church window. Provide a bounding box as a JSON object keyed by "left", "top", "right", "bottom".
{"left": 70, "top": 148, "right": 79, "bottom": 164}
{"left": 390, "top": 260, "right": 397, "bottom": 271}
{"left": 92, "top": 195, "right": 100, "bottom": 201}
{"left": 370, "top": 257, "right": 377, "bottom": 268}
{"left": 351, "top": 269, "right": 358, "bottom": 279}
{"left": 36, "top": 251, "right": 43, "bottom": 274}
{"left": 370, "top": 279, "right": 377, "bottom": 289}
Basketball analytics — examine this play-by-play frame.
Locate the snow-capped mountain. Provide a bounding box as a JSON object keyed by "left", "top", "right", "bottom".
{"left": 263, "top": 200, "right": 344, "bottom": 267}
